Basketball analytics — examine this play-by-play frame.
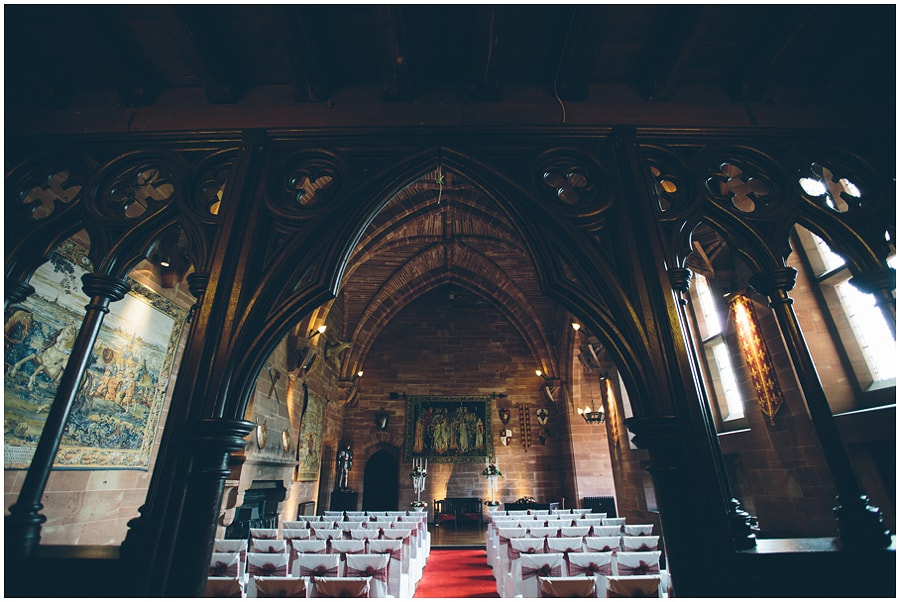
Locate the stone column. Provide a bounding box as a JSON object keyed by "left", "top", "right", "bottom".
{"left": 6, "top": 273, "right": 130, "bottom": 557}
{"left": 749, "top": 267, "right": 891, "bottom": 549}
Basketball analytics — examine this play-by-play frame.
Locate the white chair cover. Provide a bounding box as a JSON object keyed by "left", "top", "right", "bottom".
{"left": 204, "top": 576, "right": 243, "bottom": 597}
{"left": 330, "top": 538, "right": 367, "bottom": 561}
{"left": 576, "top": 518, "right": 604, "bottom": 528}
{"left": 622, "top": 535, "right": 659, "bottom": 552}
{"left": 606, "top": 575, "right": 662, "bottom": 597}
{"left": 546, "top": 537, "right": 585, "bottom": 554}
{"left": 623, "top": 524, "right": 654, "bottom": 536}
{"left": 584, "top": 513, "right": 607, "bottom": 520}
{"left": 518, "top": 553, "right": 565, "bottom": 598}
{"left": 344, "top": 554, "right": 390, "bottom": 598}
{"left": 213, "top": 539, "right": 247, "bottom": 565}
{"left": 528, "top": 526, "right": 561, "bottom": 538}
{"left": 560, "top": 526, "right": 591, "bottom": 538}
{"left": 584, "top": 536, "right": 621, "bottom": 553}
{"left": 254, "top": 575, "right": 307, "bottom": 598}
{"left": 312, "top": 528, "right": 344, "bottom": 545}
{"left": 615, "top": 551, "right": 661, "bottom": 576}
{"left": 250, "top": 527, "right": 280, "bottom": 540}
{"left": 593, "top": 525, "right": 623, "bottom": 537}
{"left": 506, "top": 510, "right": 529, "bottom": 516}
{"left": 348, "top": 529, "right": 380, "bottom": 541}
{"left": 283, "top": 520, "right": 310, "bottom": 530}
{"left": 368, "top": 538, "right": 407, "bottom": 598}
{"left": 602, "top": 517, "right": 626, "bottom": 527}
{"left": 296, "top": 553, "right": 341, "bottom": 579}
{"left": 311, "top": 576, "right": 371, "bottom": 598}
{"left": 208, "top": 551, "right": 242, "bottom": 578}
{"left": 247, "top": 552, "right": 290, "bottom": 577}
{"left": 504, "top": 538, "right": 548, "bottom": 597}
{"left": 566, "top": 551, "right": 614, "bottom": 577}
{"left": 251, "top": 539, "right": 289, "bottom": 554}
{"left": 292, "top": 539, "right": 329, "bottom": 555}
{"left": 538, "top": 576, "right": 597, "bottom": 598}
{"left": 283, "top": 528, "right": 312, "bottom": 542}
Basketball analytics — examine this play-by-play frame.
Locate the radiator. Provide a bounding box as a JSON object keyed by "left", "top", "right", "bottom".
{"left": 582, "top": 495, "right": 617, "bottom": 518}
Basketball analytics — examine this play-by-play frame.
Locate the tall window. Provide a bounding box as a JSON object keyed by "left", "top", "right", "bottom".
{"left": 691, "top": 273, "right": 745, "bottom": 422}
{"left": 794, "top": 226, "right": 896, "bottom": 390}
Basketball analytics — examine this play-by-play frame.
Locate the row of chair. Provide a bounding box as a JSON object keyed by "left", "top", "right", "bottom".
{"left": 207, "top": 574, "right": 375, "bottom": 598}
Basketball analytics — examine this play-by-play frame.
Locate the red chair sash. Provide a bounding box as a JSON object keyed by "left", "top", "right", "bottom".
{"left": 347, "top": 565, "right": 388, "bottom": 582}
{"left": 521, "top": 563, "right": 562, "bottom": 579}
{"left": 566, "top": 559, "right": 612, "bottom": 577}
{"left": 625, "top": 543, "right": 656, "bottom": 551}
{"left": 618, "top": 561, "right": 660, "bottom": 575}
{"left": 299, "top": 564, "right": 339, "bottom": 578}
{"left": 209, "top": 561, "right": 237, "bottom": 577}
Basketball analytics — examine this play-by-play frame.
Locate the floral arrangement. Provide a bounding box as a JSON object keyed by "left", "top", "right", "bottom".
{"left": 482, "top": 463, "right": 502, "bottom": 477}
{"left": 410, "top": 465, "right": 428, "bottom": 478}
{"left": 516, "top": 496, "right": 536, "bottom": 504}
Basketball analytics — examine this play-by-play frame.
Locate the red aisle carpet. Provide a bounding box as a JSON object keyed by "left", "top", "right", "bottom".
{"left": 414, "top": 548, "right": 500, "bottom": 598}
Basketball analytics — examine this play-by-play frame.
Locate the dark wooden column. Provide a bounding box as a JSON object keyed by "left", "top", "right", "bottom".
{"left": 749, "top": 267, "right": 891, "bottom": 549}
{"left": 668, "top": 267, "right": 758, "bottom": 550}
{"left": 6, "top": 273, "right": 130, "bottom": 557}
{"left": 5, "top": 278, "right": 35, "bottom": 309}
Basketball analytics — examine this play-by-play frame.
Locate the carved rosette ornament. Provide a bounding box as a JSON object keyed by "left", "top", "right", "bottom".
{"left": 267, "top": 150, "right": 344, "bottom": 225}
{"left": 534, "top": 149, "right": 611, "bottom": 231}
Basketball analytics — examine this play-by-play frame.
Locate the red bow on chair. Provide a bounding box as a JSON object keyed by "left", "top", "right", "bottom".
{"left": 255, "top": 563, "right": 278, "bottom": 576}
{"left": 618, "top": 561, "right": 659, "bottom": 575}
{"left": 521, "top": 563, "right": 562, "bottom": 579}
{"left": 348, "top": 565, "right": 387, "bottom": 582}
{"left": 302, "top": 565, "right": 339, "bottom": 577}
{"left": 209, "top": 561, "right": 233, "bottom": 576}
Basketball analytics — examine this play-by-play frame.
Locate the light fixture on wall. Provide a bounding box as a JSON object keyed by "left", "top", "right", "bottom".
{"left": 375, "top": 410, "right": 389, "bottom": 431}
{"left": 535, "top": 369, "right": 561, "bottom": 402}
{"left": 308, "top": 324, "right": 327, "bottom": 340}
{"left": 573, "top": 322, "right": 605, "bottom": 424}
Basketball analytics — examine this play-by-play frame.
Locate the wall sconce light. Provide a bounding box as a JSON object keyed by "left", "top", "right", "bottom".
{"left": 308, "top": 325, "right": 327, "bottom": 340}
{"left": 355, "top": 370, "right": 364, "bottom": 380}
{"left": 158, "top": 255, "right": 171, "bottom": 268}
{"left": 374, "top": 410, "right": 389, "bottom": 431}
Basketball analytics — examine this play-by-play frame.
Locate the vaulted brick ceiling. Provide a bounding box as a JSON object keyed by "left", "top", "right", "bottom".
{"left": 335, "top": 167, "right": 561, "bottom": 380}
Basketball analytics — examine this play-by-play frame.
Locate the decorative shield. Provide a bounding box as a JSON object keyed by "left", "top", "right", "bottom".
{"left": 256, "top": 422, "right": 268, "bottom": 449}
{"left": 535, "top": 408, "right": 549, "bottom": 425}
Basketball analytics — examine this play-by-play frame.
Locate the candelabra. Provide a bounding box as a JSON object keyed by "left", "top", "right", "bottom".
{"left": 410, "top": 458, "right": 427, "bottom": 508}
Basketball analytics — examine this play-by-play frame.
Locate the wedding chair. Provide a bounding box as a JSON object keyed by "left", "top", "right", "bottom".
{"left": 368, "top": 538, "right": 407, "bottom": 598}
{"left": 209, "top": 551, "right": 243, "bottom": 578}
{"left": 283, "top": 520, "right": 309, "bottom": 530}
{"left": 283, "top": 528, "right": 312, "bottom": 543}
{"left": 546, "top": 537, "right": 585, "bottom": 555}
{"left": 622, "top": 536, "right": 659, "bottom": 552}
{"left": 593, "top": 525, "right": 623, "bottom": 538}
{"left": 615, "top": 551, "right": 661, "bottom": 576}
{"left": 566, "top": 551, "right": 614, "bottom": 598}
{"left": 506, "top": 510, "right": 529, "bottom": 516}
{"left": 605, "top": 575, "right": 662, "bottom": 598}
{"left": 312, "top": 528, "right": 344, "bottom": 549}
{"left": 560, "top": 526, "right": 591, "bottom": 538}
{"left": 253, "top": 575, "right": 307, "bottom": 598}
{"left": 391, "top": 521, "right": 423, "bottom": 577}
{"left": 251, "top": 539, "right": 289, "bottom": 554}
{"left": 546, "top": 519, "right": 574, "bottom": 529}
{"left": 291, "top": 539, "right": 328, "bottom": 556}
{"left": 203, "top": 576, "right": 244, "bottom": 597}
{"left": 584, "top": 513, "right": 607, "bottom": 520}
{"left": 623, "top": 524, "right": 654, "bottom": 536}
{"left": 311, "top": 576, "right": 371, "bottom": 598}
{"left": 337, "top": 521, "right": 365, "bottom": 536}
{"left": 601, "top": 517, "right": 626, "bottom": 527}
{"left": 250, "top": 528, "right": 279, "bottom": 541}
{"left": 584, "top": 536, "right": 621, "bottom": 553}
{"left": 494, "top": 527, "right": 527, "bottom": 583}
{"left": 348, "top": 528, "right": 380, "bottom": 542}
{"left": 379, "top": 528, "right": 414, "bottom": 583}
{"left": 247, "top": 552, "right": 289, "bottom": 577}
{"left": 214, "top": 539, "right": 248, "bottom": 566}
{"left": 527, "top": 526, "right": 560, "bottom": 539}
{"left": 537, "top": 576, "right": 597, "bottom": 598}
{"left": 344, "top": 553, "right": 391, "bottom": 598}
{"left": 296, "top": 553, "right": 341, "bottom": 581}
{"left": 517, "top": 552, "right": 565, "bottom": 598}
{"left": 576, "top": 518, "right": 604, "bottom": 529}
{"left": 504, "top": 537, "right": 548, "bottom": 597}
{"left": 330, "top": 538, "right": 367, "bottom": 568}
{"left": 323, "top": 511, "right": 345, "bottom": 518}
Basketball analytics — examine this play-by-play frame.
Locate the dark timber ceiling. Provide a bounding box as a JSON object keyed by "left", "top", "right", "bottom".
{"left": 5, "top": 5, "right": 895, "bottom": 111}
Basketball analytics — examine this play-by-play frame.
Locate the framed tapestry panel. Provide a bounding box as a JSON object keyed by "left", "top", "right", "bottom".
{"left": 4, "top": 239, "right": 187, "bottom": 470}
{"left": 293, "top": 388, "right": 326, "bottom": 481}
{"left": 404, "top": 395, "right": 493, "bottom": 463}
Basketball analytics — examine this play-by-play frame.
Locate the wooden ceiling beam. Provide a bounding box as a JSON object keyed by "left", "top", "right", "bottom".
{"left": 165, "top": 6, "right": 243, "bottom": 104}
{"left": 642, "top": 6, "right": 715, "bottom": 102}
{"left": 463, "top": 6, "right": 500, "bottom": 101}
{"left": 374, "top": 6, "right": 413, "bottom": 101}
{"left": 265, "top": 6, "right": 325, "bottom": 103}
{"left": 729, "top": 7, "right": 815, "bottom": 102}
{"left": 70, "top": 7, "right": 159, "bottom": 108}
{"left": 554, "top": 6, "right": 605, "bottom": 101}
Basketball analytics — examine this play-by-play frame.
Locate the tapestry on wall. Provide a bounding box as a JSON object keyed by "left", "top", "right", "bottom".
{"left": 4, "top": 239, "right": 187, "bottom": 470}
{"left": 404, "top": 395, "right": 493, "bottom": 463}
{"left": 293, "top": 387, "right": 326, "bottom": 481}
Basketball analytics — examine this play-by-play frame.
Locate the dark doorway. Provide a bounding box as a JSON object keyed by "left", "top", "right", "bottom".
{"left": 362, "top": 449, "right": 400, "bottom": 511}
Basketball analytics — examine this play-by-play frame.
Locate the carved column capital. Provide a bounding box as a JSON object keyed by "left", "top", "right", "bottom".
{"left": 5, "top": 279, "right": 35, "bottom": 306}
{"left": 849, "top": 267, "right": 895, "bottom": 295}
{"left": 748, "top": 267, "right": 797, "bottom": 298}
{"left": 668, "top": 267, "right": 692, "bottom": 294}
{"left": 187, "top": 272, "right": 210, "bottom": 299}
{"left": 81, "top": 273, "right": 130, "bottom": 303}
